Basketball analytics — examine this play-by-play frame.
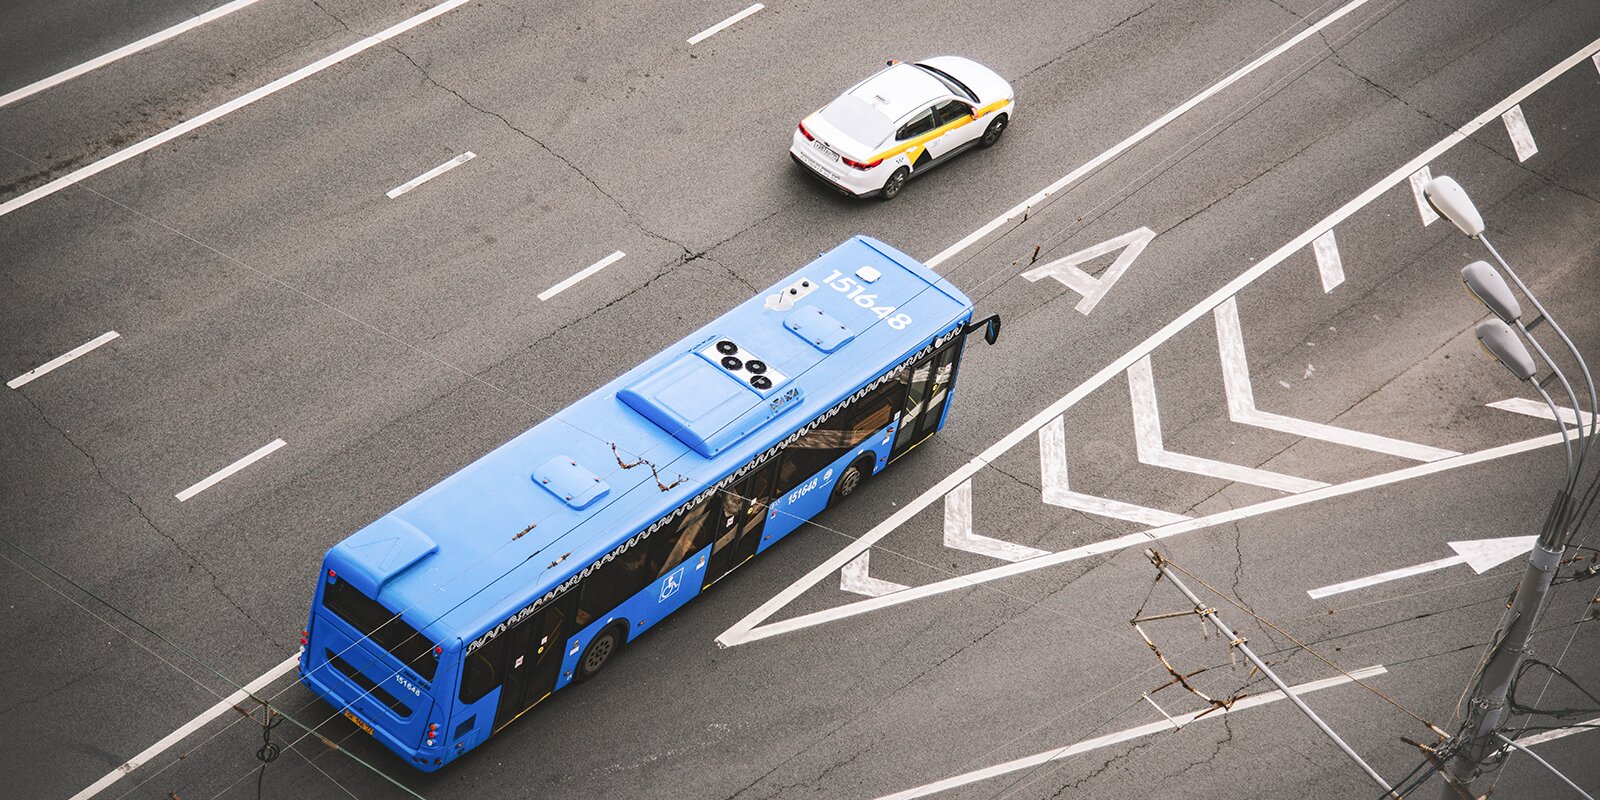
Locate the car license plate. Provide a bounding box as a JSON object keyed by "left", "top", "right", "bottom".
{"left": 812, "top": 140, "right": 838, "bottom": 161}
{"left": 344, "top": 710, "right": 375, "bottom": 736}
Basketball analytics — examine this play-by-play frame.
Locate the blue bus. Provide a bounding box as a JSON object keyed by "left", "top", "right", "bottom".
{"left": 299, "top": 235, "right": 999, "bottom": 770}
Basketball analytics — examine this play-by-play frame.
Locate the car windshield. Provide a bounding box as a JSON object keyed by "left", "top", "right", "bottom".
{"left": 819, "top": 94, "right": 893, "bottom": 146}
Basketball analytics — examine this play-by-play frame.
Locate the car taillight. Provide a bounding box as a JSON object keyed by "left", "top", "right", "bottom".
{"left": 842, "top": 156, "right": 884, "bottom": 171}
{"left": 797, "top": 121, "right": 814, "bottom": 141}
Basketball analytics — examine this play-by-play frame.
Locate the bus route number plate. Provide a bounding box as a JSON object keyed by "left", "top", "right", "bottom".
{"left": 344, "top": 710, "right": 375, "bottom": 736}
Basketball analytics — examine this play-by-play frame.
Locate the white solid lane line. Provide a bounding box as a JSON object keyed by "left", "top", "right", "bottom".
{"left": 175, "top": 439, "right": 286, "bottom": 502}
{"left": 0, "top": 0, "right": 264, "bottom": 109}
{"left": 923, "top": 0, "right": 1379, "bottom": 270}
{"left": 874, "top": 666, "right": 1388, "bottom": 800}
{"left": 687, "top": 3, "right": 764, "bottom": 45}
{"left": 68, "top": 654, "right": 300, "bottom": 800}
{"left": 715, "top": 34, "right": 1600, "bottom": 649}
{"left": 7, "top": 331, "right": 120, "bottom": 389}
{"left": 387, "top": 151, "right": 476, "bottom": 198}
{"left": 0, "top": 0, "right": 480, "bottom": 220}
{"left": 539, "top": 251, "right": 626, "bottom": 301}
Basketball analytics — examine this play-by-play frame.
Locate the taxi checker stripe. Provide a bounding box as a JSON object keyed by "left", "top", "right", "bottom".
{"left": 868, "top": 99, "right": 1012, "bottom": 163}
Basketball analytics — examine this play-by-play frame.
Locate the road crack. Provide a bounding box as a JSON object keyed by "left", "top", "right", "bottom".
{"left": 15, "top": 392, "right": 285, "bottom": 649}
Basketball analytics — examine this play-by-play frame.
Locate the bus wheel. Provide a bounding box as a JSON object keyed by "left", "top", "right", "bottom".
{"left": 577, "top": 624, "right": 625, "bottom": 682}
{"left": 831, "top": 457, "right": 872, "bottom": 504}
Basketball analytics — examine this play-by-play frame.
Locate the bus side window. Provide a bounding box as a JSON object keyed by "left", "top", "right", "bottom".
{"left": 645, "top": 499, "right": 716, "bottom": 580}
{"left": 775, "top": 372, "right": 908, "bottom": 497}
{"left": 576, "top": 546, "right": 649, "bottom": 627}
{"left": 459, "top": 633, "right": 511, "bottom": 704}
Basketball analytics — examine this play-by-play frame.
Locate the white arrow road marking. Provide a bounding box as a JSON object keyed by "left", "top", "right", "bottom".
{"left": 1312, "top": 229, "right": 1345, "bottom": 293}
{"left": 1020, "top": 227, "right": 1154, "bottom": 315}
{"left": 1502, "top": 104, "right": 1538, "bottom": 162}
{"left": 1129, "top": 356, "right": 1328, "bottom": 493}
{"left": 944, "top": 480, "right": 1049, "bottom": 562}
{"left": 840, "top": 551, "right": 908, "bottom": 597}
{"left": 1214, "top": 298, "right": 1458, "bottom": 462}
{"left": 715, "top": 37, "right": 1600, "bottom": 649}
{"left": 873, "top": 665, "right": 1388, "bottom": 800}
{"left": 1307, "top": 535, "right": 1536, "bottom": 599}
{"left": 1409, "top": 166, "right": 1440, "bottom": 226}
{"left": 1039, "top": 416, "right": 1189, "bottom": 526}
{"left": 1488, "top": 397, "right": 1596, "bottom": 427}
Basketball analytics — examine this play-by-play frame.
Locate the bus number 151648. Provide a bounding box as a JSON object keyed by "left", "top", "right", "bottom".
{"left": 820, "top": 270, "right": 913, "bottom": 329}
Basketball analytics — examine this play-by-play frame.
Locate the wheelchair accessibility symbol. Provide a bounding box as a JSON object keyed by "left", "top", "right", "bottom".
{"left": 660, "top": 565, "right": 686, "bottom": 601}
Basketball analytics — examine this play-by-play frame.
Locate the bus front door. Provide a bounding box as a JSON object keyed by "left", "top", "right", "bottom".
{"left": 706, "top": 460, "right": 778, "bottom": 584}
{"left": 494, "top": 590, "right": 576, "bottom": 730}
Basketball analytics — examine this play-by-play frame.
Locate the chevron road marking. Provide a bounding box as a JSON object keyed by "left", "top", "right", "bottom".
{"left": 1409, "top": 166, "right": 1440, "bottom": 226}
{"left": 1128, "top": 356, "right": 1327, "bottom": 493}
{"left": 943, "top": 479, "right": 1050, "bottom": 562}
{"left": 1488, "top": 397, "right": 1596, "bottom": 428}
{"left": 1502, "top": 104, "right": 1539, "bottom": 162}
{"left": 840, "top": 551, "right": 908, "bottom": 597}
{"left": 1039, "top": 416, "right": 1190, "bottom": 526}
{"left": 1213, "top": 298, "right": 1459, "bottom": 462}
{"left": 715, "top": 37, "right": 1600, "bottom": 648}
{"left": 1312, "top": 229, "right": 1345, "bottom": 293}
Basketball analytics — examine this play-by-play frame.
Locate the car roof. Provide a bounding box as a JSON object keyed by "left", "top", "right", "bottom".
{"left": 845, "top": 63, "right": 950, "bottom": 123}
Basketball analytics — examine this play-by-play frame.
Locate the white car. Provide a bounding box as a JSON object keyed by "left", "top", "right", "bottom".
{"left": 790, "top": 57, "right": 1015, "bottom": 200}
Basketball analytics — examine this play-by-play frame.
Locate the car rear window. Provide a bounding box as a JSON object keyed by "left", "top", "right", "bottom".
{"left": 819, "top": 95, "right": 893, "bottom": 146}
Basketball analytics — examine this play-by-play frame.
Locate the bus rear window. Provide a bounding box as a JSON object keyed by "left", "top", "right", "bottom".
{"left": 323, "top": 578, "right": 439, "bottom": 681}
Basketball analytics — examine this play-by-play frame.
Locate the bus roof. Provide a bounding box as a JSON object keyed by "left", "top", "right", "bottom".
{"left": 323, "top": 236, "right": 973, "bottom": 645}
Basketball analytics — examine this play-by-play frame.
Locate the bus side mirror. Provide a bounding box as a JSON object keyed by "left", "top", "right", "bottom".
{"left": 965, "top": 315, "right": 1001, "bottom": 345}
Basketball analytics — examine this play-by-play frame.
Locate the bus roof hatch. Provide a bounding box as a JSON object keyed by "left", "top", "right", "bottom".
{"left": 617, "top": 351, "right": 801, "bottom": 459}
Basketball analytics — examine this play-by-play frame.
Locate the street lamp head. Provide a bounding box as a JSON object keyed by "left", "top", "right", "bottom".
{"left": 1424, "top": 175, "right": 1485, "bottom": 238}
{"left": 1460, "top": 260, "right": 1522, "bottom": 324}
{"left": 1474, "top": 318, "right": 1537, "bottom": 381}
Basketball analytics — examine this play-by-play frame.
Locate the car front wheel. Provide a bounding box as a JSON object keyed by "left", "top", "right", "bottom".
{"left": 980, "top": 113, "right": 1008, "bottom": 148}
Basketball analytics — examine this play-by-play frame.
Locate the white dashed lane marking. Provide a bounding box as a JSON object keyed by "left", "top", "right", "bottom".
{"left": 7, "top": 331, "right": 120, "bottom": 389}
{"left": 175, "top": 439, "right": 286, "bottom": 502}
{"left": 387, "top": 152, "right": 476, "bottom": 198}
{"left": 686, "top": 3, "right": 764, "bottom": 45}
{"left": 539, "top": 251, "right": 626, "bottom": 301}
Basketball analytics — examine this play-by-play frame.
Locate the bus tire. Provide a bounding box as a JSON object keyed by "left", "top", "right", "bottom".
{"left": 576, "top": 623, "right": 626, "bottom": 682}
{"left": 830, "top": 456, "right": 874, "bottom": 505}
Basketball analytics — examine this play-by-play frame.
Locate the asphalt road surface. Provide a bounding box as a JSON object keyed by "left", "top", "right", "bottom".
{"left": 4, "top": 1, "right": 1599, "bottom": 798}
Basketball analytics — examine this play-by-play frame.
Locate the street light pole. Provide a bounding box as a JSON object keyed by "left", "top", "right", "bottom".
{"left": 1423, "top": 176, "right": 1596, "bottom": 798}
